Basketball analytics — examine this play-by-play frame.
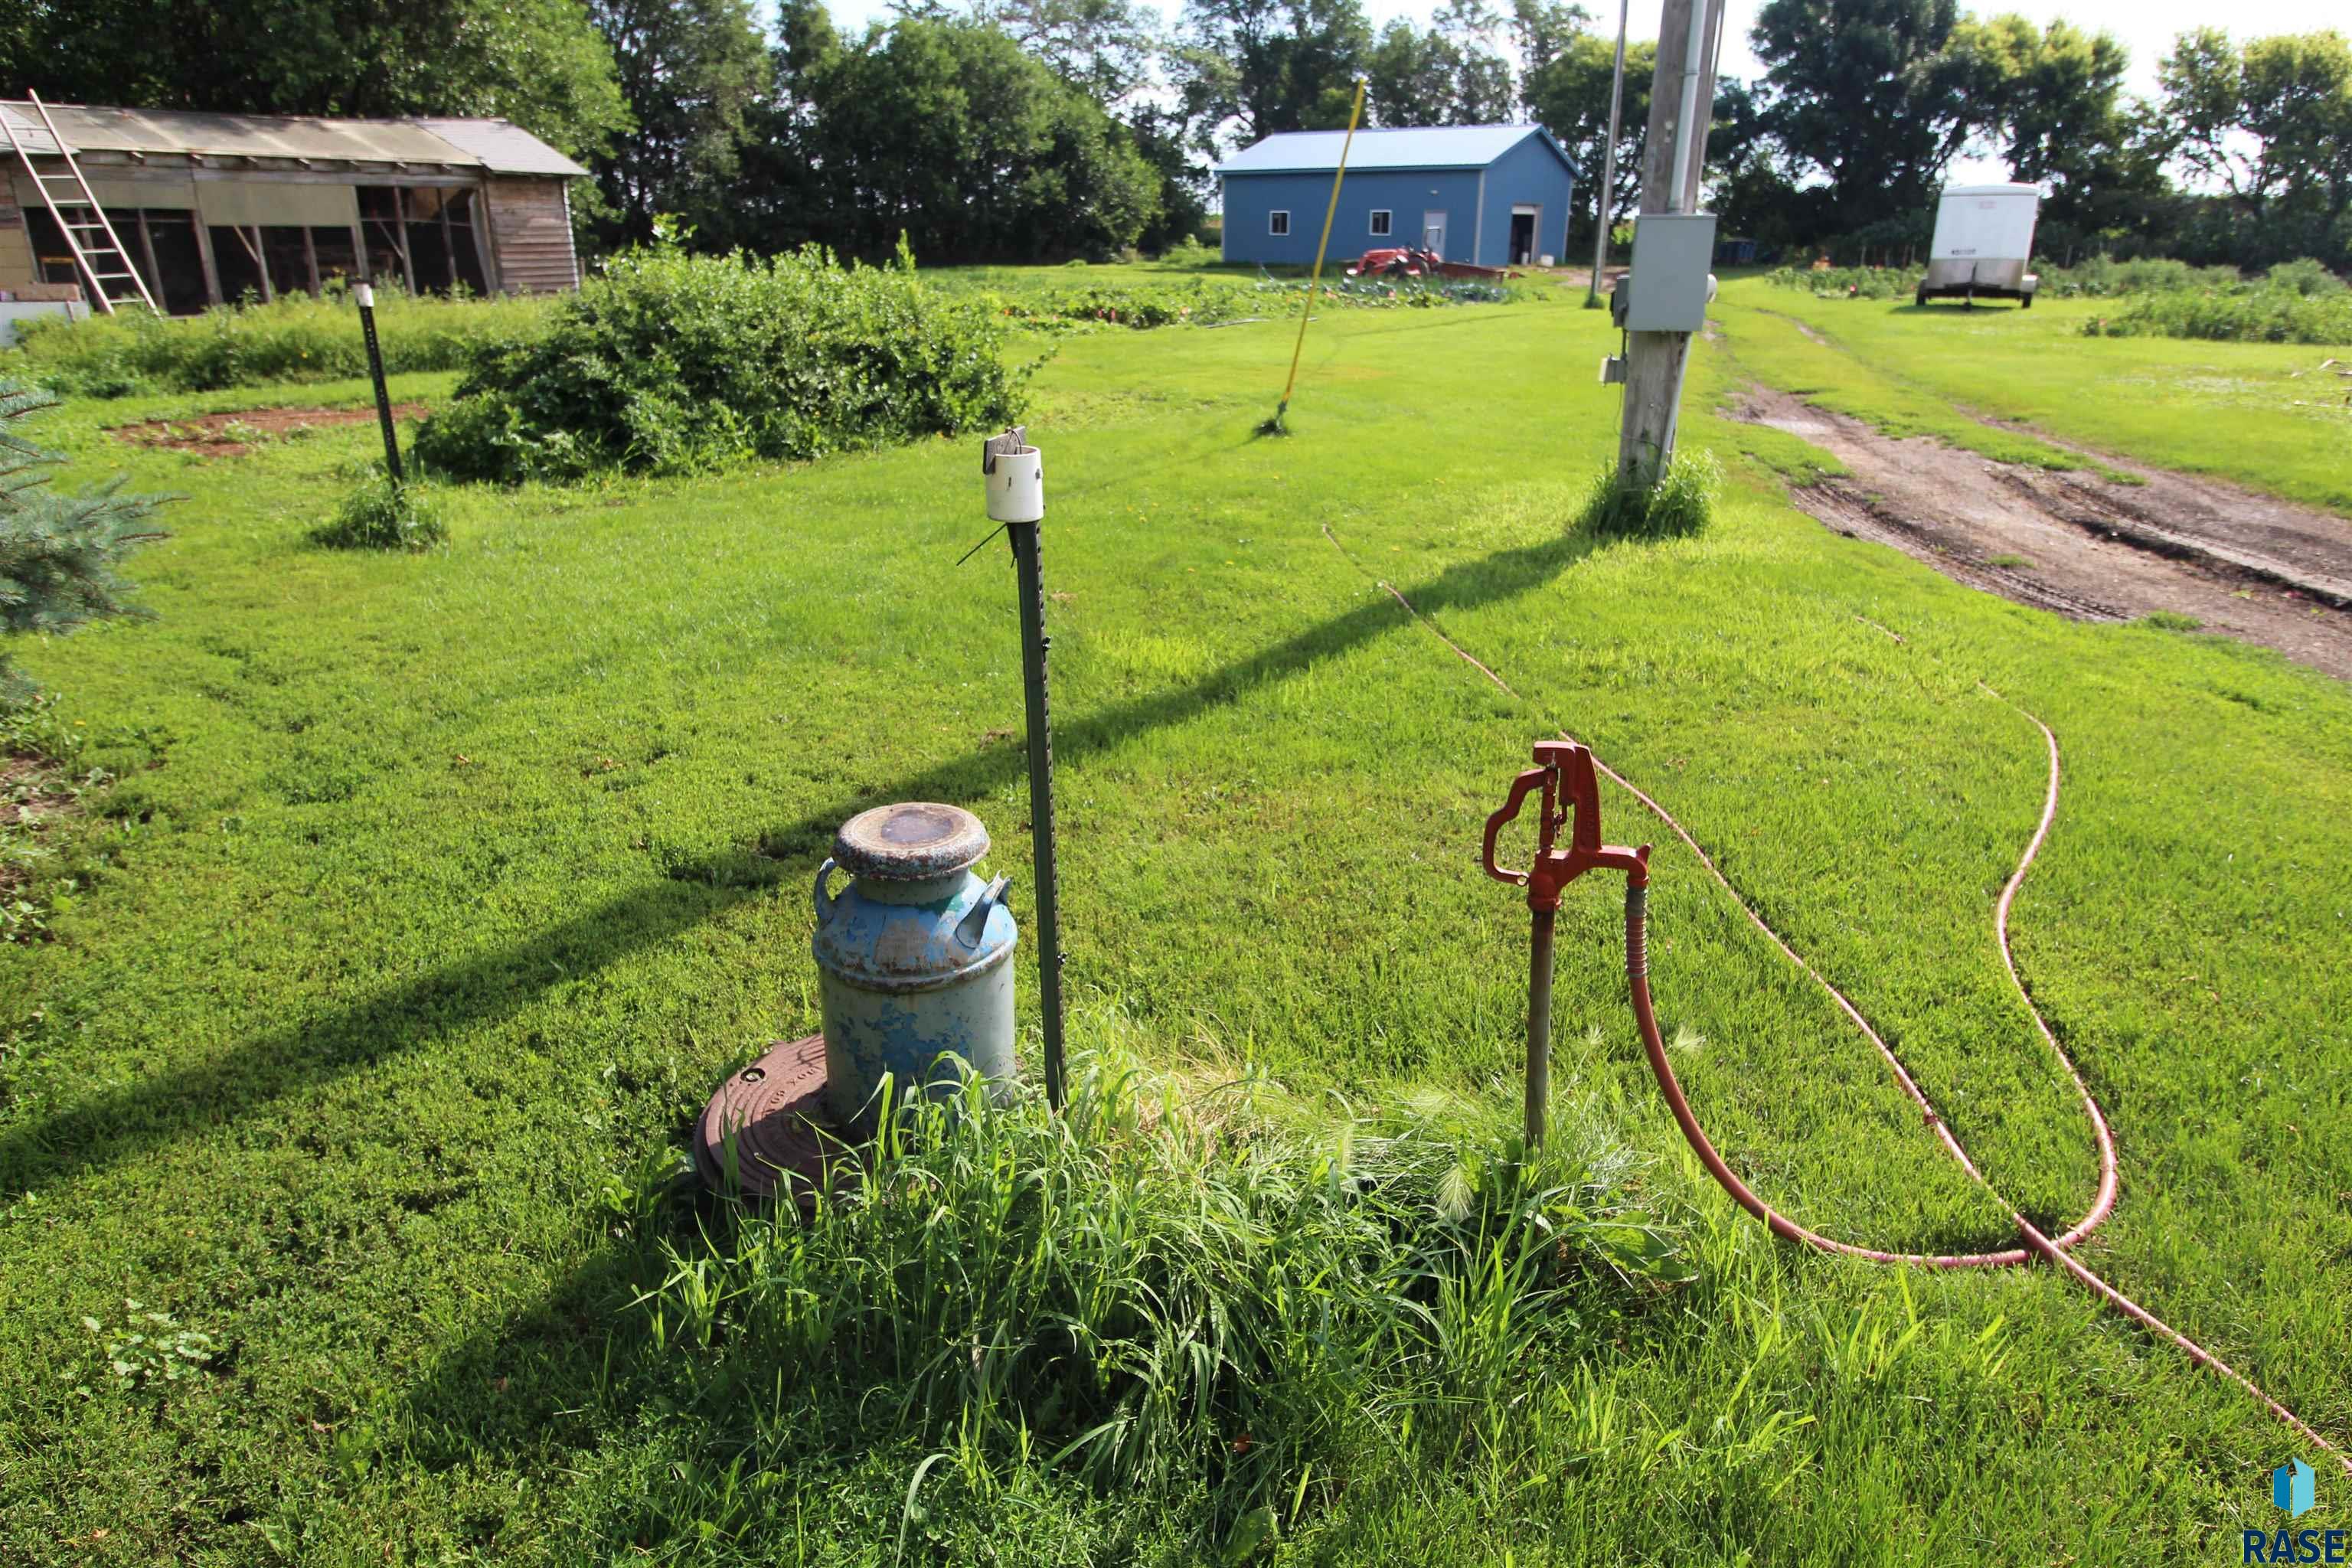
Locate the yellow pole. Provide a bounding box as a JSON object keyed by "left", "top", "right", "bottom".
{"left": 1271, "top": 77, "right": 1367, "bottom": 431}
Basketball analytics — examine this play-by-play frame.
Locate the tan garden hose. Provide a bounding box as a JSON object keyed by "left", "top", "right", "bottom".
{"left": 1328, "top": 521, "right": 2350, "bottom": 1474}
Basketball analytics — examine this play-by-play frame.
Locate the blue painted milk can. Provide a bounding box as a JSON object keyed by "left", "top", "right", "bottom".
{"left": 812, "top": 802, "right": 1018, "bottom": 1126}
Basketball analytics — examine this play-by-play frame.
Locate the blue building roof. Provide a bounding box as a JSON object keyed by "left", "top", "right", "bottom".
{"left": 1215, "top": 124, "right": 1574, "bottom": 178}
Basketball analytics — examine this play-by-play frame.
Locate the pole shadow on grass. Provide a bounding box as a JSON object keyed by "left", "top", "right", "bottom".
{"left": 0, "top": 529, "right": 1601, "bottom": 1201}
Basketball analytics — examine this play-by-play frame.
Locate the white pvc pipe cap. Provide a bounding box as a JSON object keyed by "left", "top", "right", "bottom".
{"left": 985, "top": 446, "right": 1044, "bottom": 524}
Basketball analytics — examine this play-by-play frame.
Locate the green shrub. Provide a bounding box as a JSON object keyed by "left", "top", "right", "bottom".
{"left": 2082, "top": 284, "right": 2352, "bottom": 345}
{"left": 2261, "top": 257, "right": 2347, "bottom": 297}
{"left": 2037, "top": 256, "right": 2242, "bottom": 298}
{"left": 648, "top": 1054, "right": 1680, "bottom": 1533}
{"left": 413, "top": 243, "right": 1029, "bottom": 483}
{"left": 313, "top": 475, "right": 448, "bottom": 550}
{"left": 1158, "top": 236, "right": 1219, "bottom": 266}
{"left": 1580, "top": 449, "right": 1720, "bottom": 540}
{"left": 3, "top": 282, "right": 553, "bottom": 398}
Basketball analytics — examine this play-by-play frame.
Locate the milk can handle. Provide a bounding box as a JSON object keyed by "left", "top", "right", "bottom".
{"left": 813, "top": 858, "right": 841, "bottom": 923}
{"left": 956, "top": 873, "right": 1011, "bottom": 947}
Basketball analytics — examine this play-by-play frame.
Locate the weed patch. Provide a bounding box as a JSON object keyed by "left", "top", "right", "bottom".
{"left": 1579, "top": 449, "right": 1720, "bottom": 539}
{"left": 642, "top": 1055, "right": 1681, "bottom": 1544}
{"left": 313, "top": 475, "right": 449, "bottom": 550}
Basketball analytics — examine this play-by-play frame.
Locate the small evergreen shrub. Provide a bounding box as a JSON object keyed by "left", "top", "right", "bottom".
{"left": 413, "top": 243, "right": 1030, "bottom": 483}
{"left": 314, "top": 475, "right": 449, "bottom": 550}
{"left": 1580, "top": 449, "right": 1720, "bottom": 540}
{"left": 1, "top": 380, "right": 168, "bottom": 699}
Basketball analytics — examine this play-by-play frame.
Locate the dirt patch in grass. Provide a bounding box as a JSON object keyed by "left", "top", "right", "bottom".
{"left": 1, "top": 754, "right": 79, "bottom": 906}
{"left": 1733, "top": 381, "right": 2352, "bottom": 681}
{"left": 109, "top": 404, "right": 430, "bottom": 459}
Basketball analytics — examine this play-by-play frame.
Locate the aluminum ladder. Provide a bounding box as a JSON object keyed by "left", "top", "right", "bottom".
{"left": 1, "top": 92, "right": 158, "bottom": 315}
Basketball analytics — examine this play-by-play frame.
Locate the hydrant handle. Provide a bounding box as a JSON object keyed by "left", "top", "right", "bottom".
{"left": 812, "top": 858, "right": 841, "bottom": 924}
{"left": 1481, "top": 766, "right": 1551, "bottom": 887}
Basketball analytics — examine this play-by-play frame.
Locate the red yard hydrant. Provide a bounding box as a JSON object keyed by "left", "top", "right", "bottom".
{"left": 1481, "top": 741, "right": 1650, "bottom": 1148}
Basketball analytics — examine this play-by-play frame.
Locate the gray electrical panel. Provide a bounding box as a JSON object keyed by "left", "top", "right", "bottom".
{"left": 1622, "top": 213, "right": 1719, "bottom": 332}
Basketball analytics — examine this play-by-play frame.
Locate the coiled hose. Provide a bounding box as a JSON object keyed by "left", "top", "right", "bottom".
{"left": 1624, "top": 874, "right": 2347, "bottom": 1469}
{"left": 1322, "top": 525, "right": 2349, "bottom": 1473}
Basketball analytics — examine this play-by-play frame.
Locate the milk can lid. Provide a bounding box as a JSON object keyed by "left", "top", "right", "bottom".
{"left": 832, "top": 802, "right": 991, "bottom": 880}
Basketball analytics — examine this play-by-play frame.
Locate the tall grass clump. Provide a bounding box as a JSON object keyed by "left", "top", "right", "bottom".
{"left": 636, "top": 1054, "right": 1684, "bottom": 1549}
{"left": 413, "top": 241, "right": 1029, "bottom": 483}
{"left": 1580, "top": 449, "right": 1720, "bottom": 540}
{"left": 2, "top": 283, "right": 551, "bottom": 398}
{"left": 312, "top": 474, "right": 448, "bottom": 551}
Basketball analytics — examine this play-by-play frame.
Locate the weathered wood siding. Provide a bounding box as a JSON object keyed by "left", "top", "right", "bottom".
{"left": 482, "top": 177, "right": 579, "bottom": 294}
{"left": 0, "top": 194, "right": 34, "bottom": 289}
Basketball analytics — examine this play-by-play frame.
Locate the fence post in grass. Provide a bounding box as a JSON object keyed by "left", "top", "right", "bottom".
{"left": 354, "top": 283, "right": 404, "bottom": 486}
{"left": 984, "top": 428, "right": 1067, "bottom": 1109}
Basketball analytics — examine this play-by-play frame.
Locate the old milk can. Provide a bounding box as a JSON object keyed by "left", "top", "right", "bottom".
{"left": 812, "top": 802, "right": 1017, "bottom": 1126}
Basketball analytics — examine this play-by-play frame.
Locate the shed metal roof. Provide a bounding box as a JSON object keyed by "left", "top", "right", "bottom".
{"left": 1215, "top": 124, "right": 1573, "bottom": 177}
{"left": 0, "top": 102, "right": 586, "bottom": 177}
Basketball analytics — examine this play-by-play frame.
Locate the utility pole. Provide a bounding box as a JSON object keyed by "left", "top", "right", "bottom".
{"left": 1584, "top": 0, "right": 1632, "bottom": 309}
{"left": 1613, "top": 0, "right": 1724, "bottom": 485}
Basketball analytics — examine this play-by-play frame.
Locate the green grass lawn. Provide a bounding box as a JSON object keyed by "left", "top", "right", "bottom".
{"left": 1713, "top": 279, "right": 2352, "bottom": 514}
{"left": 3, "top": 279, "right": 2350, "bottom": 1562}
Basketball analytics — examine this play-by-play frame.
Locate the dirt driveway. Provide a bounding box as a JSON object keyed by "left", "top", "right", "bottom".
{"left": 1733, "top": 383, "right": 2352, "bottom": 681}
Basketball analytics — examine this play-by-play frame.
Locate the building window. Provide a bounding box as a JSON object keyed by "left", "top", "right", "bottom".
{"left": 1269, "top": 210, "right": 1290, "bottom": 237}
{"left": 1370, "top": 209, "right": 1392, "bottom": 237}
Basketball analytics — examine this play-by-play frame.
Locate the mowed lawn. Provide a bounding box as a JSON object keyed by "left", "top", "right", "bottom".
{"left": 2, "top": 278, "right": 2350, "bottom": 1562}
{"left": 1709, "top": 276, "right": 2352, "bottom": 514}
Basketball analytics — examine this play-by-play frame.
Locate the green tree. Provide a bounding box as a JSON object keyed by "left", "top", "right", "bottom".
{"left": 779, "top": 20, "right": 1161, "bottom": 262}
{"left": 971, "top": 0, "right": 1165, "bottom": 102}
{"left": 0, "top": 382, "right": 165, "bottom": 702}
{"left": 1967, "top": 17, "right": 2166, "bottom": 258}
{"left": 584, "top": 0, "right": 768, "bottom": 247}
{"left": 1508, "top": 0, "right": 1593, "bottom": 87}
{"left": 1525, "top": 34, "right": 1655, "bottom": 237}
{"left": 1751, "top": 0, "right": 1993, "bottom": 234}
{"left": 0, "top": 0, "right": 627, "bottom": 168}
{"left": 1174, "top": 0, "right": 1373, "bottom": 151}
{"left": 2160, "top": 28, "right": 2352, "bottom": 229}
{"left": 1125, "top": 104, "right": 1214, "bottom": 250}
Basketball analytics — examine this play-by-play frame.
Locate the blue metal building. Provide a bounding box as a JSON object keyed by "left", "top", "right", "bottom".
{"left": 1215, "top": 125, "right": 1577, "bottom": 269}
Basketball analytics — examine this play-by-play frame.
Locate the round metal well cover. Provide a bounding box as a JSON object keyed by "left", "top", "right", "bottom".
{"left": 831, "top": 802, "right": 989, "bottom": 881}
{"left": 693, "top": 1035, "right": 847, "bottom": 1206}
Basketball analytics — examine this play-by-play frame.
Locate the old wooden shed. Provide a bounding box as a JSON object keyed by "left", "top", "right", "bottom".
{"left": 1, "top": 100, "right": 588, "bottom": 313}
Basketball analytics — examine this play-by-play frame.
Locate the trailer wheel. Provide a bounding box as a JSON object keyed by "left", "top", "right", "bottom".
{"left": 2020, "top": 292, "right": 2034, "bottom": 310}
{"left": 1915, "top": 286, "right": 1927, "bottom": 308}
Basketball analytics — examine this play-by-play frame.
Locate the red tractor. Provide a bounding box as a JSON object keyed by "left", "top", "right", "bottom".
{"left": 1344, "top": 246, "right": 1444, "bottom": 279}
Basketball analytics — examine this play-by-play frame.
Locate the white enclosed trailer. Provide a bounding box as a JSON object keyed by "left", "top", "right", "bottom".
{"left": 1919, "top": 182, "right": 2042, "bottom": 308}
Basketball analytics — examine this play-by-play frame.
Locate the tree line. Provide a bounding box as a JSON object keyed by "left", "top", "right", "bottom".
{"left": 5, "top": 0, "right": 2347, "bottom": 270}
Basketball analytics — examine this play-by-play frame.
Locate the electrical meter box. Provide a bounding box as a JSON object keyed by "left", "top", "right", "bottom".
{"left": 1623, "top": 213, "right": 1719, "bottom": 332}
